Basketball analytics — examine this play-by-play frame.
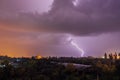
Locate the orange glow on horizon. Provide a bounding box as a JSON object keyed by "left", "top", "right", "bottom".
{"left": 35, "top": 56, "right": 42, "bottom": 59}
{"left": 0, "top": 43, "right": 31, "bottom": 58}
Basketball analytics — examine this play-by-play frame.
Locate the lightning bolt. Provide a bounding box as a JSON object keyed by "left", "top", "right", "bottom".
{"left": 67, "top": 37, "right": 85, "bottom": 57}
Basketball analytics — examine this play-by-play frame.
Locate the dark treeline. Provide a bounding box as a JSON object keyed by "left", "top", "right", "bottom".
{"left": 0, "top": 57, "right": 120, "bottom": 80}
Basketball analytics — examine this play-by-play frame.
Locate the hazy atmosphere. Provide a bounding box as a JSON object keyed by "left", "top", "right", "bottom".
{"left": 0, "top": 0, "right": 120, "bottom": 57}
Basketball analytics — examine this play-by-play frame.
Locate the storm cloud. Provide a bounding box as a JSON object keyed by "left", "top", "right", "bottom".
{"left": 43, "top": 0, "right": 120, "bottom": 35}
{"left": 0, "top": 0, "right": 120, "bottom": 57}
{"left": 1, "top": 0, "right": 120, "bottom": 36}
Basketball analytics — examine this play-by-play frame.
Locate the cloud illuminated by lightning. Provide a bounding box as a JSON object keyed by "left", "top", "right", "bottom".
{"left": 67, "top": 36, "right": 85, "bottom": 57}
{"left": 73, "top": 0, "right": 79, "bottom": 6}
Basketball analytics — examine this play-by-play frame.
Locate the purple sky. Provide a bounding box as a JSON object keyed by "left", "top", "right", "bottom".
{"left": 0, "top": 0, "right": 120, "bottom": 57}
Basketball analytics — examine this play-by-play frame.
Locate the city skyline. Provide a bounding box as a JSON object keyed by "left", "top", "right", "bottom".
{"left": 0, "top": 0, "right": 120, "bottom": 57}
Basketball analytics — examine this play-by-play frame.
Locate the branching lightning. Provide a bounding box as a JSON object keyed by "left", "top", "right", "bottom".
{"left": 67, "top": 37, "right": 85, "bottom": 57}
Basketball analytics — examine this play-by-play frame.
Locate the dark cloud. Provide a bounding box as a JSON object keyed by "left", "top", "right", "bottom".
{"left": 41, "top": 0, "right": 120, "bottom": 36}
{"left": 1, "top": 0, "right": 120, "bottom": 36}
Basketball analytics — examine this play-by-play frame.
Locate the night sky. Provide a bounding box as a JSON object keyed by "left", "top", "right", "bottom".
{"left": 0, "top": 0, "right": 120, "bottom": 57}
